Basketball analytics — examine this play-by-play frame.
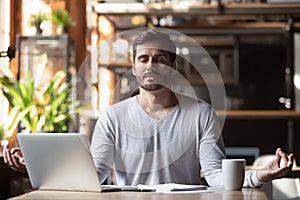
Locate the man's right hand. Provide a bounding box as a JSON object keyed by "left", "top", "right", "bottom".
{"left": 3, "top": 144, "right": 27, "bottom": 174}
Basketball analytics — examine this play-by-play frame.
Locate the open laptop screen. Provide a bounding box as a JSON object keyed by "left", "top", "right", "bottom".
{"left": 17, "top": 133, "right": 102, "bottom": 192}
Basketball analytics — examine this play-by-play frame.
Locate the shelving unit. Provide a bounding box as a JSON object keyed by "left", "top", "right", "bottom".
{"left": 90, "top": 1, "right": 300, "bottom": 107}
{"left": 92, "top": 3, "right": 300, "bottom": 33}
{"left": 89, "top": 1, "right": 300, "bottom": 160}
{"left": 16, "top": 34, "right": 76, "bottom": 86}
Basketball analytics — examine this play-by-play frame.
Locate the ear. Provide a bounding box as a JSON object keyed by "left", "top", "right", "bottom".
{"left": 171, "top": 61, "right": 176, "bottom": 74}
{"left": 132, "top": 64, "right": 136, "bottom": 76}
{"left": 172, "top": 61, "right": 176, "bottom": 69}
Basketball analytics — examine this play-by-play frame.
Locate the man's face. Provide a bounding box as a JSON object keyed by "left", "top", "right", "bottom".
{"left": 132, "top": 42, "right": 176, "bottom": 91}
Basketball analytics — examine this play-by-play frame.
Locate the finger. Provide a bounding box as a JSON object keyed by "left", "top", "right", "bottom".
{"left": 287, "top": 154, "right": 294, "bottom": 168}
{"left": 10, "top": 148, "right": 23, "bottom": 165}
{"left": 3, "top": 145, "right": 8, "bottom": 163}
{"left": 12, "top": 155, "right": 21, "bottom": 168}
{"left": 15, "top": 154, "right": 25, "bottom": 165}
{"left": 5, "top": 148, "right": 14, "bottom": 166}
{"left": 15, "top": 149, "right": 23, "bottom": 158}
{"left": 10, "top": 147, "right": 21, "bottom": 155}
{"left": 275, "top": 148, "right": 282, "bottom": 163}
{"left": 19, "top": 158, "right": 26, "bottom": 165}
{"left": 277, "top": 149, "right": 289, "bottom": 168}
{"left": 11, "top": 148, "right": 25, "bottom": 164}
{"left": 277, "top": 148, "right": 288, "bottom": 159}
{"left": 10, "top": 155, "right": 22, "bottom": 170}
{"left": 7, "top": 150, "right": 21, "bottom": 169}
{"left": 280, "top": 157, "right": 289, "bottom": 168}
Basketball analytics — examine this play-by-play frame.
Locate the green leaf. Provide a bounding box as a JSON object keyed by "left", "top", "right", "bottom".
{"left": 51, "top": 9, "right": 75, "bottom": 27}
{"left": 5, "top": 106, "right": 32, "bottom": 138}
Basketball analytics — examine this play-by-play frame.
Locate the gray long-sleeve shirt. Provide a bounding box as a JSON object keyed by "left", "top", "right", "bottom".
{"left": 90, "top": 94, "right": 262, "bottom": 187}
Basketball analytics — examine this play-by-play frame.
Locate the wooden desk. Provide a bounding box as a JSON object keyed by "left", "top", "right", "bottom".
{"left": 8, "top": 188, "right": 268, "bottom": 200}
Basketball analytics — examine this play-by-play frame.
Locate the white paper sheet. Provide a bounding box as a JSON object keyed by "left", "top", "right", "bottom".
{"left": 137, "top": 183, "right": 212, "bottom": 193}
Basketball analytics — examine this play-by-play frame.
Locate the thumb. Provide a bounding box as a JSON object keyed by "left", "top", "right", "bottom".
{"left": 288, "top": 154, "right": 295, "bottom": 168}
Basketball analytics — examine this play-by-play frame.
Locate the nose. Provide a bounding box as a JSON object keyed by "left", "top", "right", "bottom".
{"left": 146, "top": 57, "right": 155, "bottom": 70}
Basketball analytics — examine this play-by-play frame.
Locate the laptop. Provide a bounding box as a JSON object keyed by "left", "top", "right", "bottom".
{"left": 17, "top": 133, "right": 152, "bottom": 192}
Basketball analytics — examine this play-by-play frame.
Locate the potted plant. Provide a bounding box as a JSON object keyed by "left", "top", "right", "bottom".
{"left": 51, "top": 9, "right": 75, "bottom": 34}
{"left": 38, "top": 70, "right": 76, "bottom": 132}
{"left": 30, "top": 14, "right": 48, "bottom": 34}
{"left": 0, "top": 69, "right": 79, "bottom": 134}
{"left": 0, "top": 72, "right": 40, "bottom": 132}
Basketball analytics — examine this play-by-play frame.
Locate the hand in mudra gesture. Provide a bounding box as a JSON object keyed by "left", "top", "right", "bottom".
{"left": 256, "top": 148, "right": 294, "bottom": 182}
{"left": 3, "top": 144, "right": 27, "bottom": 174}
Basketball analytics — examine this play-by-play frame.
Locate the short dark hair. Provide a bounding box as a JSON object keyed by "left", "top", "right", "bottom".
{"left": 132, "top": 28, "right": 176, "bottom": 63}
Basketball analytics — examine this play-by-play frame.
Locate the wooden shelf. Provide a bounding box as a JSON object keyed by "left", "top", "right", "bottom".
{"left": 93, "top": 2, "right": 300, "bottom": 17}
{"left": 100, "top": 62, "right": 132, "bottom": 68}
{"left": 93, "top": 2, "right": 300, "bottom": 35}
{"left": 216, "top": 110, "right": 300, "bottom": 119}
{"left": 170, "top": 22, "right": 300, "bottom": 35}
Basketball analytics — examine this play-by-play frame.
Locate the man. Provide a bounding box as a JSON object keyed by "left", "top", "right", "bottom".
{"left": 89, "top": 28, "right": 294, "bottom": 187}
{"left": 4, "top": 28, "right": 294, "bottom": 188}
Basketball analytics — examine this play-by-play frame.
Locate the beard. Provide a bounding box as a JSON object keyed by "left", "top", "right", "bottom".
{"left": 136, "top": 71, "right": 172, "bottom": 92}
{"left": 140, "top": 83, "right": 164, "bottom": 91}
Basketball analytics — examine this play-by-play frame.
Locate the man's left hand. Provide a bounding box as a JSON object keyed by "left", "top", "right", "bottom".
{"left": 256, "top": 148, "right": 294, "bottom": 182}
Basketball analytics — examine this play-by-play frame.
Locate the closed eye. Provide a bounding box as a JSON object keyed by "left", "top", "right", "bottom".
{"left": 138, "top": 55, "right": 150, "bottom": 63}
{"left": 137, "top": 52, "right": 170, "bottom": 65}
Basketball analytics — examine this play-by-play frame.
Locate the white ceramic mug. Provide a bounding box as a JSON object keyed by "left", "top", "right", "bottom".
{"left": 222, "top": 159, "right": 245, "bottom": 190}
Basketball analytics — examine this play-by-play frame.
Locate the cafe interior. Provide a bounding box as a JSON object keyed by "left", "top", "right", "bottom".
{"left": 0, "top": 0, "right": 300, "bottom": 199}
